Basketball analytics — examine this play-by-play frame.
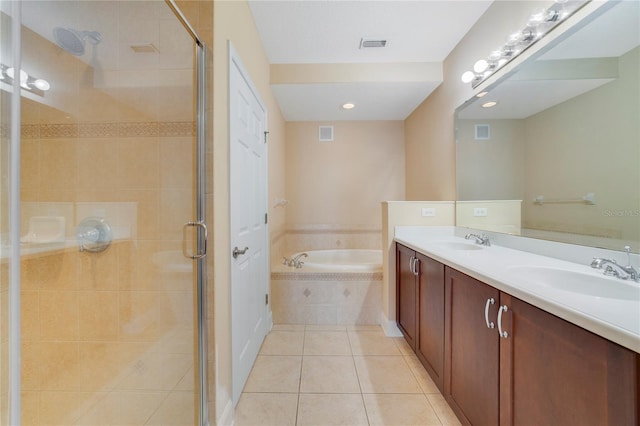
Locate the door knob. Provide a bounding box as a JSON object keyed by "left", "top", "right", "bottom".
{"left": 233, "top": 246, "right": 249, "bottom": 259}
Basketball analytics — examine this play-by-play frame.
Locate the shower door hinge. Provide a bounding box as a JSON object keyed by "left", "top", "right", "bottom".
{"left": 265, "top": 212, "right": 268, "bottom": 224}
{"left": 264, "top": 131, "right": 269, "bottom": 144}
{"left": 265, "top": 294, "right": 269, "bottom": 305}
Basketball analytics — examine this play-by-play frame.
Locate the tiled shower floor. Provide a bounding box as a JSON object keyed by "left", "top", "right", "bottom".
{"left": 234, "top": 325, "right": 461, "bottom": 426}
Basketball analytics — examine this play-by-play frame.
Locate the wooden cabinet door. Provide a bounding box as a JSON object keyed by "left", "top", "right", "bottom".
{"left": 396, "top": 243, "right": 417, "bottom": 349}
{"left": 445, "top": 267, "right": 500, "bottom": 426}
{"left": 416, "top": 253, "right": 445, "bottom": 392}
{"left": 499, "top": 293, "right": 639, "bottom": 426}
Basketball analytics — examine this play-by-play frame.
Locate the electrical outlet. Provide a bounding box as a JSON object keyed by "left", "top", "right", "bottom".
{"left": 473, "top": 207, "right": 488, "bottom": 217}
{"left": 421, "top": 208, "right": 436, "bottom": 217}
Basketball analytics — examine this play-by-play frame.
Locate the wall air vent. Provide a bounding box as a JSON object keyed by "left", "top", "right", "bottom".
{"left": 318, "top": 125, "right": 334, "bottom": 142}
{"left": 475, "top": 124, "right": 490, "bottom": 140}
{"left": 360, "top": 38, "right": 387, "bottom": 49}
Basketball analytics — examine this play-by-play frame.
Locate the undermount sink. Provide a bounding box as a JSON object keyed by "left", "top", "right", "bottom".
{"left": 507, "top": 266, "right": 640, "bottom": 301}
{"left": 432, "top": 241, "right": 484, "bottom": 251}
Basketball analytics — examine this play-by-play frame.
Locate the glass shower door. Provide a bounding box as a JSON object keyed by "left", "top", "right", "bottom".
{"left": 15, "top": 1, "right": 204, "bottom": 424}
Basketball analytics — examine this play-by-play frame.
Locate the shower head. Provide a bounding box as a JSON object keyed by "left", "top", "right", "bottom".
{"left": 53, "top": 27, "right": 102, "bottom": 56}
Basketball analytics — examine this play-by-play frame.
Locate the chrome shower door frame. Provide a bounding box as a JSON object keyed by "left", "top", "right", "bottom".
{"left": 165, "top": 1, "right": 210, "bottom": 425}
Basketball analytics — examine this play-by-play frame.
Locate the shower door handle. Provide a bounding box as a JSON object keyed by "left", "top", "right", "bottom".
{"left": 183, "top": 221, "right": 207, "bottom": 259}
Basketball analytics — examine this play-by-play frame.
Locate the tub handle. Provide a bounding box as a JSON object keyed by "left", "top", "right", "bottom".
{"left": 233, "top": 246, "right": 249, "bottom": 259}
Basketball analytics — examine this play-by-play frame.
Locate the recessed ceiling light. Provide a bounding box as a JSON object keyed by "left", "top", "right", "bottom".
{"left": 342, "top": 103, "right": 355, "bottom": 110}
{"left": 482, "top": 101, "right": 498, "bottom": 108}
{"left": 476, "top": 91, "right": 489, "bottom": 98}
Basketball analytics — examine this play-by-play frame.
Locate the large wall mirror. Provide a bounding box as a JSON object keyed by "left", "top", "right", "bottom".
{"left": 455, "top": 0, "right": 639, "bottom": 252}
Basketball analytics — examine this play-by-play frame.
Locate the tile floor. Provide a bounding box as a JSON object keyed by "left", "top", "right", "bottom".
{"left": 234, "top": 325, "right": 461, "bottom": 426}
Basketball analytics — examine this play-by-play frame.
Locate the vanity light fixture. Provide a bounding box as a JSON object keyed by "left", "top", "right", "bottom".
{"left": 460, "top": 0, "right": 588, "bottom": 87}
{"left": 1, "top": 63, "right": 51, "bottom": 93}
{"left": 482, "top": 101, "right": 498, "bottom": 108}
{"left": 342, "top": 103, "right": 355, "bottom": 110}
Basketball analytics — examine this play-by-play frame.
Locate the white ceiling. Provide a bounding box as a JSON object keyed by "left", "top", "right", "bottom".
{"left": 248, "top": 0, "right": 494, "bottom": 121}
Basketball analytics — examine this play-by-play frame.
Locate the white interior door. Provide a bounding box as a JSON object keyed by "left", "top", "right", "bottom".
{"left": 229, "top": 44, "right": 270, "bottom": 405}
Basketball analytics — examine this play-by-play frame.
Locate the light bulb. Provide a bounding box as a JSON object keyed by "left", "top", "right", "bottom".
{"left": 461, "top": 71, "right": 476, "bottom": 84}
{"left": 342, "top": 103, "right": 355, "bottom": 110}
{"left": 33, "top": 79, "right": 50, "bottom": 91}
{"left": 482, "top": 101, "right": 498, "bottom": 108}
{"left": 474, "top": 59, "right": 489, "bottom": 73}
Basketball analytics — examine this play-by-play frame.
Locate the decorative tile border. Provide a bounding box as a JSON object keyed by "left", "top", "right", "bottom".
{"left": 271, "top": 271, "right": 382, "bottom": 281}
{"left": 21, "top": 121, "right": 195, "bottom": 139}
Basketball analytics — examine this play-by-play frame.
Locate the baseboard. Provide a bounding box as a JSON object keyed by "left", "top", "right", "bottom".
{"left": 379, "top": 312, "right": 403, "bottom": 337}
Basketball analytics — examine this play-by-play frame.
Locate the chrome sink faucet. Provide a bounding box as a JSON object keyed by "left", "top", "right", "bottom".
{"left": 591, "top": 246, "right": 639, "bottom": 282}
{"left": 465, "top": 233, "right": 491, "bottom": 246}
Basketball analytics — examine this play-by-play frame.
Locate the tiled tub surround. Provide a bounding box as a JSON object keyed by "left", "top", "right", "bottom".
{"left": 271, "top": 268, "right": 382, "bottom": 326}
{"left": 270, "top": 226, "right": 383, "bottom": 325}
{"left": 394, "top": 226, "right": 640, "bottom": 352}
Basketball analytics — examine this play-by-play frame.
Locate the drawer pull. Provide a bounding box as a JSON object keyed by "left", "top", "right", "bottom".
{"left": 498, "top": 304, "right": 509, "bottom": 338}
{"left": 484, "top": 298, "right": 495, "bottom": 329}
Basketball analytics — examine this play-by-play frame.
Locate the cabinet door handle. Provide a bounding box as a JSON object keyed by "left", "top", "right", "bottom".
{"left": 412, "top": 257, "right": 419, "bottom": 276}
{"left": 484, "top": 298, "right": 495, "bottom": 329}
{"left": 497, "top": 304, "right": 509, "bottom": 338}
{"left": 409, "top": 257, "right": 415, "bottom": 274}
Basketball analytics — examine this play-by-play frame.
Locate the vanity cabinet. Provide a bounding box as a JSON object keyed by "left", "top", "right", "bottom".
{"left": 444, "top": 267, "right": 500, "bottom": 426}
{"left": 395, "top": 242, "right": 639, "bottom": 425}
{"left": 396, "top": 243, "right": 445, "bottom": 391}
{"left": 444, "top": 267, "right": 639, "bottom": 426}
{"left": 396, "top": 243, "right": 418, "bottom": 349}
{"left": 499, "top": 293, "right": 638, "bottom": 426}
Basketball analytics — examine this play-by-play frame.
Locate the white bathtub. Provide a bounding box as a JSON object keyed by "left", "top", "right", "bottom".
{"left": 291, "top": 249, "right": 382, "bottom": 272}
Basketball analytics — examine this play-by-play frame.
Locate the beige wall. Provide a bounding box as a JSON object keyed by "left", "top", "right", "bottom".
{"left": 456, "top": 119, "right": 525, "bottom": 201}
{"left": 522, "top": 46, "right": 639, "bottom": 241}
{"left": 212, "top": 0, "right": 286, "bottom": 422}
{"left": 285, "top": 121, "right": 405, "bottom": 228}
{"left": 404, "top": 1, "right": 546, "bottom": 201}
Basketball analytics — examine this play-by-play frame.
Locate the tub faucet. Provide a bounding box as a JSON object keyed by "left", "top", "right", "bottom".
{"left": 291, "top": 253, "right": 308, "bottom": 268}
{"left": 465, "top": 233, "right": 491, "bottom": 246}
{"left": 591, "top": 246, "right": 639, "bottom": 282}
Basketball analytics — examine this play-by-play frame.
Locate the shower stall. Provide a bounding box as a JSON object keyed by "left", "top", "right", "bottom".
{"left": 0, "top": 1, "right": 209, "bottom": 424}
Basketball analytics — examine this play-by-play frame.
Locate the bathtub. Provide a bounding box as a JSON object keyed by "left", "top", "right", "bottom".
{"left": 272, "top": 249, "right": 383, "bottom": 325}
{"left": 292, "top": 249, "right": 382, "bottom": 272}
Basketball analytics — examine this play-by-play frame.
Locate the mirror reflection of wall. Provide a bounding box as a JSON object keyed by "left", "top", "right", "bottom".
{"left": 455, "top": 0, "right": 640, "bottom": 251}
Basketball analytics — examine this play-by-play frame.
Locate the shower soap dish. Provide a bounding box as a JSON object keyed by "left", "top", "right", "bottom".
{"left": 21, "top": 216, "right": 66, "bottom": 244}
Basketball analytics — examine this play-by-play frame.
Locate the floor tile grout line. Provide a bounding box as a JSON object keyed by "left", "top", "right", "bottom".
{"left": 295, "top": 329, "right": 307, "bottom": 426}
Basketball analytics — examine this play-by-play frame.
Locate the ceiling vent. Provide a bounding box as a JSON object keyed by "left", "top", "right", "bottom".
{"left": 359, "top": 38, "right": 387, "bottom": 49}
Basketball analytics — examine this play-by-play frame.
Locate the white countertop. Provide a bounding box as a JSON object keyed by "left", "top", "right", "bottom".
{"left": 395, "top": 226, "right": 640, "bottom": 353}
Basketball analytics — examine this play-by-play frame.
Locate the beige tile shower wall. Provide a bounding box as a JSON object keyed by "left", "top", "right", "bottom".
{"left": 381, "top": 201, "right": 455, "bottom": 331}
{"left": 456, "top": 200, "right": 522, "bottom": 235}
{"left": 18, "top": 125, "right": 197, "bottom": 423}
{"left": 285, "top": 121, "right": 405, "bottom": 228}
{"left": 522, "top": 47, "right": 640, "bottom": 241}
